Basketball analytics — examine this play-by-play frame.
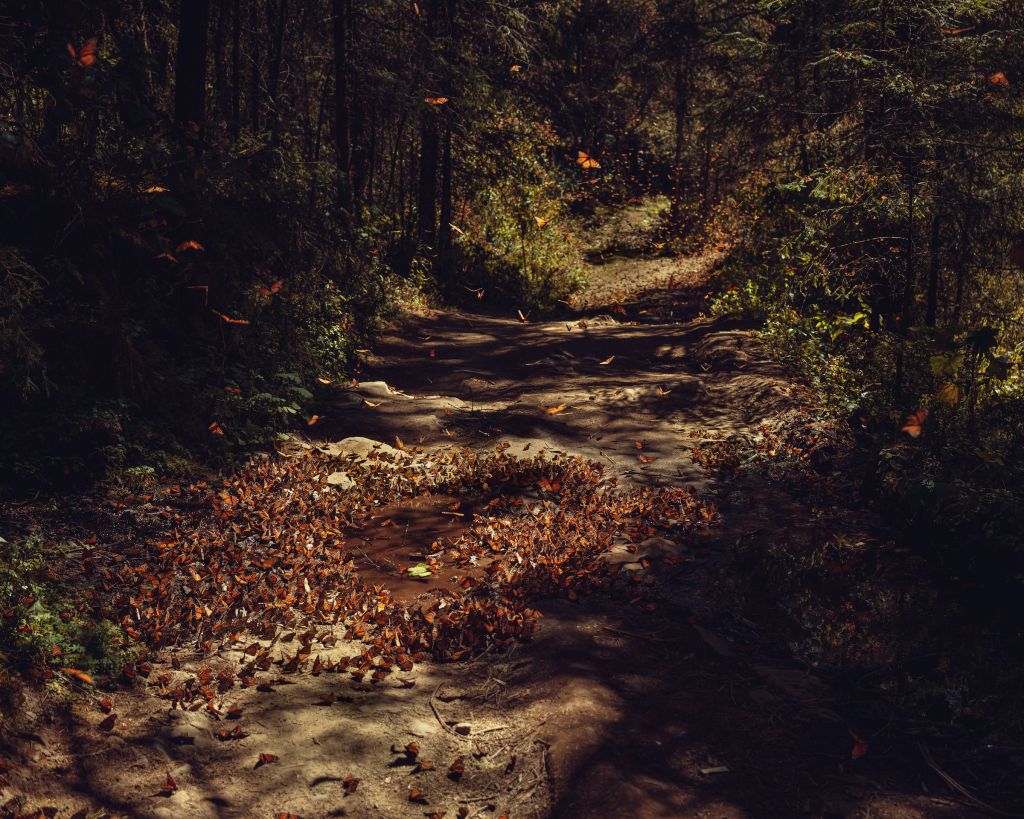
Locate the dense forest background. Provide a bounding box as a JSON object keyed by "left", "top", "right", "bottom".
{"left": 3, "top": 0, "right": 1024, "bottom": 766}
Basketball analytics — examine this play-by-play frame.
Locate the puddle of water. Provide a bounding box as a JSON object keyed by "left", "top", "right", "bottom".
{"left": 345, "top": 494, "right": 487, "bottom": 604}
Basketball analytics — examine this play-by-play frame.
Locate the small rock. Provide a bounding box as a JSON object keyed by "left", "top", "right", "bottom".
{"left": 326, "top": 471, "right": 356, "bottom": 490}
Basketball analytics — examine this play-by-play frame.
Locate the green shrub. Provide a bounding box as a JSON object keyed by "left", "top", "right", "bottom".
{"left": 0, "top": 535, "right": 137, "bottom": 679}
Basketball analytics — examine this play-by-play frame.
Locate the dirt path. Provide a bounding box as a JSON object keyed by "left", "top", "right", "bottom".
{"left": 4, "top": 203, "right": 982, "bottom": 819}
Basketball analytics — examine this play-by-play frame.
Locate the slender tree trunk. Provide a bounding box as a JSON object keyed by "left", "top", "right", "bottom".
{"left": 415, "top": 0, "right": 444, "bottom": 250}
{"left": 348, "top": 0, "right": 370, "bottom": 219}
{"left": 332, "top": 0, "right": 352, "bottom": 219}
{"left": 230, "top": 0, "right": 241, "bottom": 139}
{"left": 266, "top": 0, "right": 288, "bottom": 146}
{"left": 416, "top": 110, "right": 440, "bottom": 249}
{"left": 670, "top": 52, "right": 689, "bottom": 228}
{"left": 213, "top": 0, "right": 230, "bottom": 127}
{"left": 248, "top": 1, "right": 261, "bottom": 132}
{"left": 174, "top": 0, "right": 211, "bottom": 133}
{"left": 894, "top": 165, "right": 916, "bottom": 399}
{"left": 925, "top": 212, "right": 942, "bottom": 327}
{"left": 437, "top": 124, "right": 453, "bottom": 275}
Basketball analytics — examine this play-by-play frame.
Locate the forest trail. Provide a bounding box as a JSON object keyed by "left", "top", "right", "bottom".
{"left": 299, "top": 200, "right": 974, "bottom": 819}
{"left": 5, "top": 203, "right": 980, "bottom": 819}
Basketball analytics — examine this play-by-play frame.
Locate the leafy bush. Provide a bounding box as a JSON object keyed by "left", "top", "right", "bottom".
{"left": 452, "top": 110, "right": 584, "bottom": 309}
{"left": 0, "top": 535, "right": 136, "bottom": 679}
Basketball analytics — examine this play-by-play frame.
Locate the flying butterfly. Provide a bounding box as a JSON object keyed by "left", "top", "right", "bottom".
{"left": 901, "top": 409, "right": 928, "bottom": 438}
{"left": 67, "top": 38, "right": 98, "bottom": 67}
{"left": 576, "top": 151, "right": 601, "bottom": 169}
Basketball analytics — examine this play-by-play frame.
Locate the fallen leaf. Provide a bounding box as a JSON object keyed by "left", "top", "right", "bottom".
{"left": 98, "top": 713, "right": 116, "bottom": 732}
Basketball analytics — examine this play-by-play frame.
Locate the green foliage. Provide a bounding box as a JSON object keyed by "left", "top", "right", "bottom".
{"left": 0, "top": 536, "right": 136, "bottom": 679}
{"left": 453, "top": 110, "right": 584, "bottom": 308}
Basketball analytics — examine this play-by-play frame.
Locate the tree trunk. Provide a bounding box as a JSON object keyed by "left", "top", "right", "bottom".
{"left": 332, "top": 0, "right": 352, "bottom": 219}
{"left": 174, "top": 0, "right": 211, "bottom": 133}
{"left": 437, "top": 124, "right": 454, "bottom": 275}
{"left": 213, "top": 0, "right": 229, "bottom": 127}
{"left": 416, "top": 110, "right": 440, "bottom": 249}
{"left": 925, "top": 212, "right": 942, "bottom": 327}
{"left": 894, "top": 165, "right": 916, "bottom": 399}
{"left": 230, "top": 0, "right": 241, "bottom": 139}
{"left": 348, "top": 1, "right": 370, "bottom": 219}
{"left": 248, "top": 1, "right": 261, "bottom": 132}
{"left": 266, "top": 0, "right": 288, "bottom": 146}
{"left": 669, "top": 53, "right": 689, "bottom": 228}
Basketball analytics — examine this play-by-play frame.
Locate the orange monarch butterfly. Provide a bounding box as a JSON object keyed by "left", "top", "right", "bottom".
{"left": 424, "top": 96, "right": 448, "bottom": 105}
{"left": 901, "top": 408, "right": 928, "bottom": 438}
{"left": 576, "top": 150, "right": 600, "bottom": 169}
{"left": 67, "top": 38, "right": 98, "bottom": 67}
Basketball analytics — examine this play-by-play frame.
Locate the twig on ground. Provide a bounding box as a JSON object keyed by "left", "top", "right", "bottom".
{"left": 918, "top": 740, "right": 1024, "bottom": 818}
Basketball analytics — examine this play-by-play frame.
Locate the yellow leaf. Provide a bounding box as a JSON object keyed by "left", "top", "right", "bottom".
{"left": 599, "top": 356, "right": 615, "bottom": 365}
